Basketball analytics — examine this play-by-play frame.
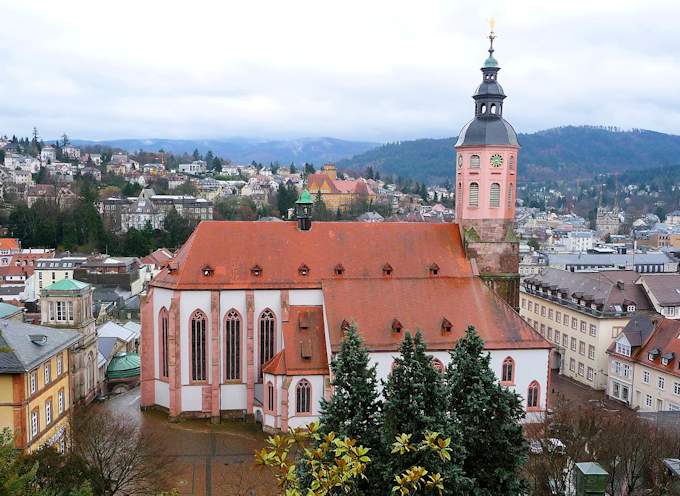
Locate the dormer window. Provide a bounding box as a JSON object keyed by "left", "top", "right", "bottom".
{"left": 615, "top": 342, "right": 631, "bottom": 357}
{"left": 441, "top": 318, "right": 452, "bottom": 335}
{"left": 250, "top": 265, "right": 262, "bottom": 277}
{"left": 391, "top": 319, "right": 402, "bottom": 334}
{"left": 298, "top": 311, "right": 310, "bottom": 330}
{"left": 340, "top": 320, "right": 351, "bottom": 333}
{"left": 429, "top": 263, "right": 440, "bottom": 276}
{"left": 383, "top": 264, "right": 393, "bottom": 276}
{"left": 167, "top": 261, "right": 178, "bottom": 273}
{"left": 661, "top": 352, "right": 675, "bottom": 366}
{"left": 298, "top": 264, "right": 310, "bottom": 276}
{"left": 201, "top": 265, "right": 214, "bottom": 277}
{"left": 648, "top": 349, "right": 660, "bottom": 361}
{"left": 334, "top": 264, "right": 345, "bottom": 276}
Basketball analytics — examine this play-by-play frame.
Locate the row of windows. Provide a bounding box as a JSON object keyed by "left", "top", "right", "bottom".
{"left": 30, "top": 389, "right": 65, "bottom": 440}
{"left": 528, "top": 319, "right": 596, "bottom": 361}
{"left": 29, "top": 354, "right": 64, "bottom": 396}
{"left": 160, "top": 308, "right": 275, "bottom": 383}
{"left": 462, "top": 182, "right": 513, "bottom": 208}
{"left": 521, "top": 298, "right": 598, "bottom": 337}
{"left": 266, "top": 379, "right": 312, "bottom": 414}
{"left": 569, "top": 358, "right": 595, "bottom": 381}
{"left": 640, "top": 369, "right": 680, "bottom": 394}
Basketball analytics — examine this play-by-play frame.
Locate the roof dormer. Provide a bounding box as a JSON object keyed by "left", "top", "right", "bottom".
{"left": 201, "top": 265, "right": 214, "bottom": 277}
{"left": 391, "top": 319, "right": 403, "bottom": 333}
{"left": 250, "top": 265, "right": 262, "bottom": 277}
{"left": 429, "top": 263, "right": 440, "bottom": 276}
{"left": 383, "top": 263, "right": 393, "bottom": 276}
{"left": 298, "top": 264, "right": 310, "bottom": 277}
{"left": 441, "top": 318, "right": 453, "bottom": 335}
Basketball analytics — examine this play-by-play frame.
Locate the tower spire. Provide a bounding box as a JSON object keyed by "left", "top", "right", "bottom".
{"left": 488, "top": 17, "right": 496, "bottom": 56}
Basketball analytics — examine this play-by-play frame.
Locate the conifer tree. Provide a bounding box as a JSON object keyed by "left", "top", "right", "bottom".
{"left": 318, "top": 323, "right": 383, "bottom": 495}
{"left": 445, "top": 326, "right": 528, "bottom": 496}
{"left": 382, "top": 332, "right": 469, "bottom": 495}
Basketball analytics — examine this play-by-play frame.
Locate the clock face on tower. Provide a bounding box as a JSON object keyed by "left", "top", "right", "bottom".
{"left": 490, "top": 154, "right": 503, "bottom": 167}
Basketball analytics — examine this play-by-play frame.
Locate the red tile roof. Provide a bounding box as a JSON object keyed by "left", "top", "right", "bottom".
{"left": 307, "top": 174, "right": 375, "bottom": 196}
{"left": 323, "top": 277, "right": 551, "bottom": 352}
{"left": 0, "top": 239, "right": 20, "bottom": 251}
{"left": 142, "top": 248, "right": 174, "bottom": 267}
{"left": 151, "top": 221, "right": 472, "bottom": 290}
{"left": 610, "top": 316, "right": 680, "bottom": 378}
{"left": 262, "top": 306, "right": 329, "bottom": 375}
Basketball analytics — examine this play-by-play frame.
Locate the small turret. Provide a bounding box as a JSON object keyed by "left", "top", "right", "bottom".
{"left": 296, "top": 189, "right": 314, "bottom": 231}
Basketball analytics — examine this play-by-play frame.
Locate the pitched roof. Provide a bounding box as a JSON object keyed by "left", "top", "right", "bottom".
{"left": 97, "top": 321, "right": 137, "bottom": 343}
{"left": 44, "top": 279, "right": 90, "bottom": 292}
{"left": 306, "top": 174, "right": 375, "bottom": 196}
{"left": 262, "top": 306, "right": 329, "bottom": 376}
{"left": 0, "top": 302, "right": 22, "bottom": 319}
{"left": 638, "top": 274, "right": 680, "bottom": 306}
{"left": 0, "top": 320, "right": 80, "bottom": 373}
{"left": 151, "top": 221, "right": 472, "bottom": 290}
{"left": 526, "top": 269, "right": 651, "bottom": 311}
{"left": 141, "top": 248, "right": 173, "bottom": 267}
{"left": 323, "top": 277, "right": 550, "bottom": 352}
{"left": 0, "top": 238, "right": 19, "bottom": 251}
{"left": 612, "top": 317, "right": 680, "bottom": 378}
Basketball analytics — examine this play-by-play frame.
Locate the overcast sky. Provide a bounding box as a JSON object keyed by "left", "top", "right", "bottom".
{"left": 1, "top": 0, "right": 678, "bottom": 142}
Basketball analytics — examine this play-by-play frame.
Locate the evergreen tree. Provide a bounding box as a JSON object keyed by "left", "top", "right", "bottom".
{"left": 382, "top": 332, "right": 468, "bottom": 495}
{"left": 445, "top": 326, "right": 528, "bottom": 496}
{"left": 318, "top": 323, "right": 384, "bottom": 495}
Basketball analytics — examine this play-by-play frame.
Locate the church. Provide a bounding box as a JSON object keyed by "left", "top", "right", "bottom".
{"left": 139, "top": 29, "right": 551, "bottom": 429}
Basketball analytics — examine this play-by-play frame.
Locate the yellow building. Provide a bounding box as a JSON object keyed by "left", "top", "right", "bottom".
{"left": 306, "top": 164, "right": 376, "bottom": 212}
{"left": 0, "top": 320, "right": 79, "bottom": 452}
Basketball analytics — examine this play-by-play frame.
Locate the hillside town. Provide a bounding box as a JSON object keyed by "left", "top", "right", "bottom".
{"left": 0, "top": 11, "right": 680, "bottom": 496}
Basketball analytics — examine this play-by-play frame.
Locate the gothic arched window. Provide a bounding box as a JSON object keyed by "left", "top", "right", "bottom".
{"left": 501, "top": 357, "right": 514, "bottom": 384}
{"left": 527, "top": 381, "right": 541, "bottom": 411}
{"left": 296, "top": 379, "right": 312, "bottom": 414}
{"left": 267, "top": 381, "right": 274, "bottom": 412}
{"left": 469, "top": 182, "right": 479, "bottom": 207}
{"left": 259, "top": 309, "right": 276, "bottom": 380}
{"left": 490, "top": 183, "right": 501, "bottom": 208}
{"left": 190, "top": 310, "right": 208, "bottom": 381}
{"left": 159, "top": 307, "right": 169, "bottom": 379}
{"left": 224, "top": 310, "right": 241, "bottom": 381}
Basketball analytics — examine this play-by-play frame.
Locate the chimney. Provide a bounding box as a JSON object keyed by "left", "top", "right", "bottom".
{"left": 322, "top": 163, "right": 337, "bottom": 180}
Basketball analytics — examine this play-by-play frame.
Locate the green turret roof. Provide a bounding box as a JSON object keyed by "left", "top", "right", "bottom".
{"left": 483, "top": 54, "right": 499, "bottom": 68}
{"left": 296, "top": 189, "right": 313, "bottom": 204}
{"left": 106, "top": 352, "right": 140, "bottom": 379}
{"left": 44, "top": 279, "right": 90, "bottom": 292}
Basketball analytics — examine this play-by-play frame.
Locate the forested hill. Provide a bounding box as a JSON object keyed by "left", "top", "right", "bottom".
{"left": 337, "top": 126, "right": 680, "bottom": 184}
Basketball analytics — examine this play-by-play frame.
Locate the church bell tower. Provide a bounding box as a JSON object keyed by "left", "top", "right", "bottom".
{"left": 455, "top": 22, "right": 520, "bottom": 308}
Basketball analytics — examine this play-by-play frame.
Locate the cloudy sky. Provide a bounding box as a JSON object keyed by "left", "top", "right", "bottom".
{"left": 1, "top": 0, "right": 678, "bottom": 142}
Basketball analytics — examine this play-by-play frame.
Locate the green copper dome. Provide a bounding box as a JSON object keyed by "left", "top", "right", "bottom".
{"left": 484, "top": 54, "right": 498, "bottom": 68}
{"left": 296, "top": 189, "right": 313, "bottom": 204}
{"left": 106, "top": 352, "right": 140, "bottom": 379}
{"left": 44, "top": 279, "right": 90, "bottom": 292}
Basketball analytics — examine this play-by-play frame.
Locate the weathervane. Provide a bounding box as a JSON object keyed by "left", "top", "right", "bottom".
{"left": 488, "top": 17, "right": 496, "bottom": 55}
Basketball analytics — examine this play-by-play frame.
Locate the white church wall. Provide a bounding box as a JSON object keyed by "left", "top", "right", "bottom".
{"left": 154, "top": 380, "right": 169, "bottom": 408}
{"left": 152, "top": 288, "right": 173, "bottom": 379}
{"left": 181, "top": 385, "right": 203, "bottom": 411}
{"left": 220, "top": 384, "right": 247, "bottom": 410}
{"left": 179, "top": 291, "right": 212, "bottom": 385}
{"left": 286, "top": 375, "right": 324, "bottom": 430}
{"left": 289, "top": 289, "right": 324, "bottom": 306}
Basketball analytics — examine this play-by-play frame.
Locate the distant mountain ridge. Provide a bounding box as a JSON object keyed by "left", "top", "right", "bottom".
{"left": 338, "top": 126, "right": 680, "bottom": 184}
{"left": 71, "top": 137, "right": 379, "bottom": 166}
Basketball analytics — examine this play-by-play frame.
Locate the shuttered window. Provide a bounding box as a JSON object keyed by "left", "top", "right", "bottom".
{"left": 468, "top": 182, "right": 479, "bottom": 207}
{"left": 507, "top": 183, "right": 513, "bottom": 208}
{"left": 470, "top": 155, "right": 480, "bottom": 168}
{"left": 490, "top": 183, "right": 501, "bottom": 207}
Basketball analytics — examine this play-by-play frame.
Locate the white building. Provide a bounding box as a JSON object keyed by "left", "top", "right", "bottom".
{"left": 178, "top": 160, "right": 207, "bottom": 175}
{"left": 565, "top": 231, "right": 595, "bottom": 252}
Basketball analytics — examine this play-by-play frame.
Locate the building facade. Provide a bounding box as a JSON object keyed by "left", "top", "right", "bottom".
{"left": 454, "top": 27, "right": 520, "bottom": 308}
{"left": 35, "top": 257, "right": 88, "bottom": 293}
{"left": 608, "top": 315, "right": 680, "bottom": 412}
{"left": 306, "top": 164, "right": 377, "bottom": 213}
{"left": 520, "top": 269, "right": 651, "bottom": 390}
{"left": 40, "top": 280, "right": 99, "bottom": 405}
{"left": 0, "top": 320, "right": 79, "bottom": 452}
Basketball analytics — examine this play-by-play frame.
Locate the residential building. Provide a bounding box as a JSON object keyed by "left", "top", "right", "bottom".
{"left": 306, "top": 164, "right": 377, "bottom": 213}
{"left": 62, "top": 145, "right": 80, "bottom": 160}
{"left": 666, "top": 211, "right": 680, "bottom": 226}
{"left": 637, "top": 274, "right": 680, "bottom": 319}
{"left": 608, "top": 315, "right": 680, "bottom": 411}
{"left": 565, "top": 231, "right": 595, "bottom": 252}
{"left": 178, "top": 160, "right": 207, "bottom": 175}
{"left": 0, "top": 320, "right": 79, "bottom": 452}
{"left": 74, "top": 256, "right": 144, "bottom": 296}
{"left": 0, "top": 238, "right": 20, "bottom": 265}
{"left": 35, "top": 257, "right": 88, "bottom": 293}
{"left": 26, "top": 184, "right": 56, "bottom": 208}
{"left": 547, "top": 252, "right": 677, "bottom": 273}
{"left": 520, "top": 269, "right": 651, "bottom": 389}
{"left": 40, "top": 145, "right": 57, "bottom": 163}
{"left": 40, "top": 279, "right": 99, "bottom": 405}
